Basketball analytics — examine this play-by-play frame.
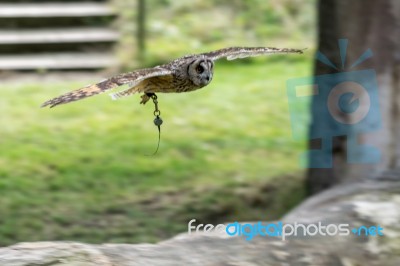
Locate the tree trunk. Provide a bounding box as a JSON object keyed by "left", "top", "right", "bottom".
{"left": 137, "top": 0, "right": 146, "bottom": 63}
{"left": 307, "top": 0, "right": 400, "bottom": 194}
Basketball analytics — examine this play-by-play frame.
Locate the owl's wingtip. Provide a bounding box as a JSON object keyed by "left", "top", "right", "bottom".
{"left": 290, "top": 48, "right": 307, "bottom": 54}
{"left": 40, "top": 99, "right": 60, "bottom": 108}
{"left": 40, "top": 101, "right": 50, "bottom": 108}
{"left": 286, "top": 48, "right": 307, "bottom": 54}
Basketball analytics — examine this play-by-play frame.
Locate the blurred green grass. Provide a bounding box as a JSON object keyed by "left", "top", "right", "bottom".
{"left": 0, "top": 55, "right": 311, "bottom": 245}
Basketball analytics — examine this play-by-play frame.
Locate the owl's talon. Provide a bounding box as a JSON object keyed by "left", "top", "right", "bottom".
{"left": 140, "top": 93, "right": 157, "bottom": 105}
{"left": 140, "top": 94, "right": 150, "bottom": 105}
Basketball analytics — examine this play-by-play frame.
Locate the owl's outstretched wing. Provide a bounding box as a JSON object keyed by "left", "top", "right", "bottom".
{"left": 202, "top": 46, "right": 304, "bottom": 61}
{"left": 41, "top": 67, "right": 172, "bottom": 108}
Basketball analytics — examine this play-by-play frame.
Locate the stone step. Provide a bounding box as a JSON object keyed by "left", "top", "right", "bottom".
{"left": 0, "top": 53, "right": 118, "bottom": 70}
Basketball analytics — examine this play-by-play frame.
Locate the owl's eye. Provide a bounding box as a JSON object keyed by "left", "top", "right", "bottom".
{"left": 196, "top": 65, "right": 204, "bottom": 74}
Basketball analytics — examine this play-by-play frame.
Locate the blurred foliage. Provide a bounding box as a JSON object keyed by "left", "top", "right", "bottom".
{"left": 113, "top": 0, "right": 316, "bottom": 67}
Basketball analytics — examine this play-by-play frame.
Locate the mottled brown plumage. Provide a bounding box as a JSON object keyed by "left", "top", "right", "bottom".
{"left": 41, "top": 46, "right": 304, "bottom": 108}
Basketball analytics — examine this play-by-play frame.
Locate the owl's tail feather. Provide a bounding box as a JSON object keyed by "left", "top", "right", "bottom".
{"left": 41, "top": 75, "right": 131, "bottom": 108}
{"left": 109, "top": 86, "right": 141, "bottom": 101}
{"left": 109, "top": 91, "right": 127, "bottom": 100}
{"left": 109, "top": 92, "right": 121, "bottom": 100}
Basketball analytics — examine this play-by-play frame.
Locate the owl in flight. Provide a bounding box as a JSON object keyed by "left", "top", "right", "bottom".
{"left": 41, "top": 47, "right": 304, "bottom": 108}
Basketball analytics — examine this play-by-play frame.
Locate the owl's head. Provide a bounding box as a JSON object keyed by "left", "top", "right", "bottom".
{"left": 187, "top": 58, "right": 214, "bottom": 87}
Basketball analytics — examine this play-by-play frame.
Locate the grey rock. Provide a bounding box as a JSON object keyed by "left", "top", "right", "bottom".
{"left": 0, "top": 180, "right": 399, "bottom": 266}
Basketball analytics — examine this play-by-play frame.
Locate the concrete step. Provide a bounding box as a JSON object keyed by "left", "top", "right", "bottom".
{"left": 0, "top": 53, "right": 118, "bottom": 70}
{"left": 0, "top": 3, "right": 115, "bottom": 18}
{"left": 0, "top": 28, "right": 119, "bottom": 45}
